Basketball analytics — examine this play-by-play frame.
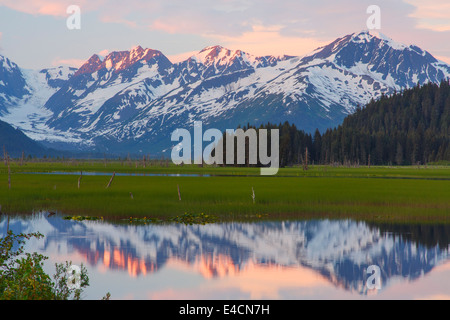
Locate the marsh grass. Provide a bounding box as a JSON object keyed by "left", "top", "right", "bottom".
{"left": 0, "top": 165, "right": 449, "bottom": 224}
{"left": 1, "top": 160, "right": 450, "bottom": 179}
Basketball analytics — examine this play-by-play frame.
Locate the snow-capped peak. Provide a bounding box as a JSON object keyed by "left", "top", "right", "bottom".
{"left": 0, "top": 54, "right": 20, "bottom": 73}
{"left": 73, "top": 46, "right": 169, "bottom": 76}
{"left": 130, "top": 45, "right": 144, "bottom": 56}
{"left": 40, "top": 66, "right": 76, "bottom": 82}
{"left": 200, "top": 45, "right": 224, "bottom": 53}
{"left": 191, "top": 45, "right": 239, "bottom": 65}
{"left": 189, "top": 45, "right": 289, "bottom": 70}
{"left": 351, "top": 29, "right": 408, "bottom": 51}
{"left": 73, "top": 54, "right": 103, "bottom": 76}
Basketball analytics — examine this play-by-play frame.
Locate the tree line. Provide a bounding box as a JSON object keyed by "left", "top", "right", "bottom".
{"left": 220, "top": 80, "right": 450, "bottom": 167}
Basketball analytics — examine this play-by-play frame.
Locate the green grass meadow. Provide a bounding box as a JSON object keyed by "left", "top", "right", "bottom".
{"left": 0, "top": 161, "right": 449, "bottom": 224}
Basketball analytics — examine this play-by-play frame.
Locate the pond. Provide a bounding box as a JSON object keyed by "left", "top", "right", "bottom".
{"left": 1, "top": 213, "right": 450, "bottom": 300}
{"left": 22, "top": 172, "right": 211, "bottom": 177}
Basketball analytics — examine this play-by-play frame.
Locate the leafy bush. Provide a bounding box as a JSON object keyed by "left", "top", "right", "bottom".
{"left": 0, "top": 230, "right": 90, "bottom": 300}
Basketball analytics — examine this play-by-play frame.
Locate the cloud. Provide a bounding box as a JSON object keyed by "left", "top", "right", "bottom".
{"left": 0, "top": 0, "right": 399, "bottom": 37}
{"left": 2, "top": 0, "right": 450, "bottom": 68}
{"left": 420, "top": 295, "right": 450, "bottom": 300}
{"left": 51, "top": 57, "right": 85, "bottom": 67}
{"left": 209, "top": 25, "right": 328, "bottom": 57}
{"left": 0, "top": 0, "right": 101, "bottom": 17}
{"left": 98, "top": 49, "right": 110, "bottom": 56}
{"left": 51, "top": 47, "right": 120, "bottom": 67}
{"left": 404, "top": 0, "right": 450, "bottom": 31}
{"left": 436, "top": 56, "right": 450, "bottom": 64}
{"left": 166, "top": 51, "right": 198, "bottom": 63}
{"left": 0, "top": 0, "right": 444, "bottom": 40}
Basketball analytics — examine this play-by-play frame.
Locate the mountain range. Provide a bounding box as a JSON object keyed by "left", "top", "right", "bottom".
{"left": 1, "top": 30, "right": 449, "bottom": 156}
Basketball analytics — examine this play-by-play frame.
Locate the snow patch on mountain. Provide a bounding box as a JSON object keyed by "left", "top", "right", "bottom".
{"left": 0, "top": 67, "right": 84, "bottom": 143}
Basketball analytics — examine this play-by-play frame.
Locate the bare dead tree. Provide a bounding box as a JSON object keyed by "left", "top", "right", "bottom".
{"left": 303, "top": 147, "right": 309, "bottom": 171}
{"left": 78, "top": 171, "right": 82, "bottom": 189}
{"left": 3, "top": 146, "right": 6, "bottom": 166}
{"left": 251, "top": 187, "right": 255, "bottom": 204}
{"left": 106, "top": 171, "right": 116, "bottom": 188}
{"left": 7, "top": 152, "right": 11, "bottom": 189}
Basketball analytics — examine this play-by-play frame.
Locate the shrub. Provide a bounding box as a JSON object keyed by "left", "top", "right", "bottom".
{"left": 0, "top": 230, "right": 90, "bottom": 300}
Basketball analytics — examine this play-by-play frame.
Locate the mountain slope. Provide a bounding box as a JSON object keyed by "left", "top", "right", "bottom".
{"left": 317, "top": 80, "right": 450, "bottom": 164}
{"left": 0, "top": 119, "right": 48, "bottom": 157}
{"left": 0, "top": 61, "right": 77, "bottom": 145}
{"left": 222, "top": 31, "right": 450, "bottom": 133}
{"left": 0, "top": 55, "right": 30, "bottom": 113}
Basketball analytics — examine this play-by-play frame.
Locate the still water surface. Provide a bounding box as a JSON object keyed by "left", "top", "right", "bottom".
{"left": 1, "top": 213, "right": 450, "bottom": 300}
{"left": 24, "top": 172, "right": 210, "bottom": 177}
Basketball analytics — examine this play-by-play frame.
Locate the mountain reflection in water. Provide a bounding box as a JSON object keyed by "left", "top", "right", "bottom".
{"left": 1, "top": 214, "right": 450, "bottom": 299}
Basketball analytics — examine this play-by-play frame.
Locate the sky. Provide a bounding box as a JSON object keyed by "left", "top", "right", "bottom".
{"left": 0, "top": 0, "right": 449, "bottom": 70}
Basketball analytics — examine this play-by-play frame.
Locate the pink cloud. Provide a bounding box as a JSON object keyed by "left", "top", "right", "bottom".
{"left": 100, "top": 15, "right": 138, "bottom": 28}
{"left": 405, "top": 0, "right": 450, "bottom": 19}
{"left": 435, "top": 55, "right": 450, "bottom": 64}
{"left": 167, "top": 51, "right": 198, "bottom": 63}
{"left": 209, "top": 25, "right": 328, "bottom": 58}
{"left": 98, "top": 49, "right": 110, "bottom": 56}
{"left": 0, "top": 0, "right": 102, "bottom": 17}
{"left": 1, "top": 0, "right": 449, "bottom": 69}
{"left": 149, "top": 15, "right": 216, "bottom": 35}
{"left": 37, "top": 2, "right": 67, "bottom": 16}
{"left": 150, "top": 20, "right": 179, "bottom": 34}
{"left": 52, "top": 57, "right": 85, "bottom": 67}
{"left": 404, "top": 0, "right": 450, "bottom": 31}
